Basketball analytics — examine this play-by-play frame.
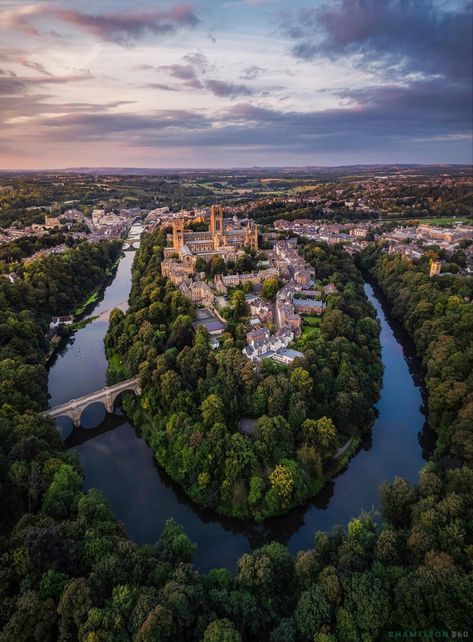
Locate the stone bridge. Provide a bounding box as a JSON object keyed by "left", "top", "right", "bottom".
{"left": 42, "top": 377, "right": 141, "bottom": 427}
{"left": 123, "top": 238, "right": 141, "bottom": 250}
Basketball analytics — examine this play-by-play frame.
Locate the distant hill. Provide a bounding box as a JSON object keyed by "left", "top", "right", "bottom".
{"left": 1, "top": 164, "right": 471, "bottom": 179}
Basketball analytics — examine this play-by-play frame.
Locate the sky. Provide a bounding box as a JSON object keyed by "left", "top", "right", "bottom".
{"left": 0, "top": 0, "right": 472, "bottom": 169}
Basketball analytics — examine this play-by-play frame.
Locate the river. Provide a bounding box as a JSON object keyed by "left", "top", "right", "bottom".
{"left": 48, "top": 233, "right": 434, "bottom": 572}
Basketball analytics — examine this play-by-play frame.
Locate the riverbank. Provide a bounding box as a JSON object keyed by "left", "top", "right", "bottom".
{"left": 103, "top": 234, "right": 383, "bottom": 522}
{"left": 47, "top": 234, "right": 430, "bottom": 571}
{"left": 73, "top": 253, "right": 122, "bottom": 317}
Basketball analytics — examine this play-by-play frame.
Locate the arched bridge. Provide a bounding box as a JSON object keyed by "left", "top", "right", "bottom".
{"left": 42, "top": 377, "right": 141, "bottom": 427}
{"left": 123, "top": 238, "right": 141, "bottom": 250}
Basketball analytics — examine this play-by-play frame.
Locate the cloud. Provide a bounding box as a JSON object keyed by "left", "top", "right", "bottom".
{"left": 240, "top": 65, "right": 264, "bottom": 80}
{"left": 0, "top": 4, "right": 200, "bottom": 44}
{"left": 36, "top": 110, "right": 211, "bottom": 141}
{"left": 0, "top": 74, "right": 25, "bottom": 95}
{"left": 182, "top": 52, "right": 209, "bottom": 71}
{"left": 205, "top": 79, "right": 254, "bottom": 97}
{"left": 18, "top": 58, "right": 52, "bottom": 76}
{"left": 158, "top": 53, "right": 210, "bottom": 90}
{"left": 9, "top": 70, "right": 469, "bottom": 154}
{"left": 158, "top": 53, "right": 255, "bottom": 97}
{"left": 0, "top": 68, "right": 92, "bottom": 96}
{"left": 145, "top": 83, "right": 179, "bottom": 92}
{"left": 159, "top": 63, "right": 203, "bottom": 86}
{"left": 284, "top": 0, "right": 472, "bottom": 82}
{"left": 279, "top": 0, "right": 472, "bottom": 160}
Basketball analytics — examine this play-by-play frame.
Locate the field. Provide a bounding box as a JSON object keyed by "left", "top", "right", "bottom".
{"left": 301, "top": 314, "right": 321, "bottom": 327}
{"left": 388, "top": 215, "right": 473, "bottom": 226}
{"left": 301, "top": 325, "right": 319, "bottom": 338}
{"left": 107, "top": 351, "right": 124, "bottom": 375}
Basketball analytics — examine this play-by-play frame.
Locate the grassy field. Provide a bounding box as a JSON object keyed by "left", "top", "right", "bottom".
{"left": 301, "top": 325, "right": 319, "bottom": 338}
{"left": 388, "top": 216, "right": 473, "bottom": 226}
{"left": 74, "top": 290, "right": 99, "bottom": 316}
{"left": 108, "top": 352, "right": 124, "bottom": 375}
{"left": 301, "top": 315, "right": 321, "bottom": 327}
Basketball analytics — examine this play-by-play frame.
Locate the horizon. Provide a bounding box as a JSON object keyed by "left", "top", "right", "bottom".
{"left": 1, "top": 0, "right": 472, "bottom": 168}
{"left": 1, "top": 162, "right": 472, "bottom": 174}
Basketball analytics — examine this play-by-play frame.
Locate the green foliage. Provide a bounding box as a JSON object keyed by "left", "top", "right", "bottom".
{"left": 262, "top": 277, "right": 281, "bottom": 301}
{"left": 2, "top": 223, "right": 471, "bottom": 641}
{"left": 202, "top": 618, "right": 242, "bottom": 642}
{"left": 105, "top": 233, "right": 383, "bottom": 520}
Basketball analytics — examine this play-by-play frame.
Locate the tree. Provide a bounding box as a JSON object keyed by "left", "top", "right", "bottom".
{"left": 269, "top": 463, "right": 295, "bottom": 508}
{"left": 160, "top": 370, "right": 182, "bottom": 407}
{"left": 290, "top": 367, "right": 314, "bottom": 399}
{"left": 167, "top": 314, "right": 194, "bottom": 350}
{"left": 157, "top": 518, "right": 196, "bottom": 564}
{"left": 270, "top": 618, "right": 296, "bottom": 642}
{"left": 342, "top": 572, "right": 390, "bottom": 639}
{"left": 380, "top": 476, "right": 416, "bottom": 528}
{"left": 301, "top": 417, "right": 337, "bottom": 460}
{"left": 202, "top": 618, "right": 242, "bottom": 642}
{"left": 57, "top": 578, "right": 92, "bottom": 642}
{"left": 42, "top": 464, "right": 82, "bottom": 519}
{"left": 0, "top": 591, "right": 57, "bottom": 642}
{"left": 201, "top": 394, "right": 225, "bottom": 428}
{"left": 321, "top": 309, "right": 352, "bottom": 340}
{"left": 210, "top": 255, "right": 226, "bottom": 277}
{"left": 294, "top": 584, "right": 331, "bottom": 640}
{"left": 231, "top": 290, "right": 248, "bottom": 322}
{"left": 254, "top": 415, "right": 293, "bottom": 465}
{"left": 262, "top": 277, "right": 280, "bottom": 301}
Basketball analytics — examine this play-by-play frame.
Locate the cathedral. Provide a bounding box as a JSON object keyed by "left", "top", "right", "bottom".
{"left": 164, "top": 205, "right": 258, "bottom": 262}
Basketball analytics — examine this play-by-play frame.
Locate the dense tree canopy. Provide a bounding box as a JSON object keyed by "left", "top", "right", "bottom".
{"left": 106, "top": 233, "right": 382, "bottom": 520}
{"left": 1, "top": 233, "right": 471, "bottom": 640}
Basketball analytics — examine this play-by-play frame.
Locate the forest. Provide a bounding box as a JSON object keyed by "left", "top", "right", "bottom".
{"left": 0, "top": 241, "right": 121, "bottom": 415}
{"left": 0, "top": 237, "right": 472, "bottom": 641}
{"left": 359, "top": 249, "right": 473, "bottom": 470}
{"left": 105, "top": 233, "right": 382, "bottom": 520}
{"left": 0, "top": 231, "right": 77, "bottom": 272}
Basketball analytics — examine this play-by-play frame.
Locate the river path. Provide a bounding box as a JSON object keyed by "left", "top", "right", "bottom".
{"left": 48, "top": 236, "right": 434, "bottom": 572}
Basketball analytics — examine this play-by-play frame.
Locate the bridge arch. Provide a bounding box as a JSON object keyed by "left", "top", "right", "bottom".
{"left": 123, "top": 240, "right": 140, "bottom": 250}
{"left": 43, "top": 377, "right": 141, "bottom": 428}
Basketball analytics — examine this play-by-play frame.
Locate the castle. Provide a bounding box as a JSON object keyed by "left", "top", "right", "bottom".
{"left": 163, "top": 205, "right": 258, "bottom": 263}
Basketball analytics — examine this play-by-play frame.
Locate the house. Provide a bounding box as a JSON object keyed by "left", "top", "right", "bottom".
{"left": 243, "top": 326, "right": 296, "bottom": 364}
{"left": 294, "top": 299, "right": 326, "bottom": 315}
{"left": 179, "top": 279, "right": 214, "bottom": 307}
{"left": 193, "top": 308, "right": 226, "bottom": 337}
{"left": 323, "top": 284, "right": 338, "bottom": 295}
{"left": 249, "top": 298, "right": 273, "bottom": 324}
{"left": 45, "top": 216, "right": 61, "bottom": 228}
{"left": 5, "top": 272, "right": 20, "bottom": 284}
{"left": 246, "top": 327, "right": 270, "bottom": 351}
{"left": 272, "top": 347, "right": 304, "bottom": 365}
{"left": 50, "top": 315, "right": 74, "bottom": 329}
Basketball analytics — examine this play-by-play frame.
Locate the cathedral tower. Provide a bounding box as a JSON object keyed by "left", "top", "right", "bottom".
{"left": 172, "top": 214, "right": 185, "bottom": 251}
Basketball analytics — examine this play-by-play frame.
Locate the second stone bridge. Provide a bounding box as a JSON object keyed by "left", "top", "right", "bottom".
{"left": 42, "top": 377, "right": 141, "bottom": 427}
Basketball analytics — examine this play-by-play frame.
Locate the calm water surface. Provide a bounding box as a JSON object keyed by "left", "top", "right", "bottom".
{"left": 48, "top": 241, "right": 433, "bottom": 572}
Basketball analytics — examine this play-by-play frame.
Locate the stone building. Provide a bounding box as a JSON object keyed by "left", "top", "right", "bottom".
{"left": 164, "top": 205, "right": 258, "bottom": 262}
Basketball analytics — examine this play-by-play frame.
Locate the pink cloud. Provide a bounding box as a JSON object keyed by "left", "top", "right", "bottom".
{"left": 0, "top": 4, "right": 200, "bottom": 44}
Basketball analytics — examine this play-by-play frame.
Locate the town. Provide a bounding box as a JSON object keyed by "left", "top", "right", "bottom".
{"left": 1, "top": 166, "right": 472, "bottom": 642}
{"left": 1, "top": 0, "right": 472, "bottom": 634}
{"left": 2, "top": 170, "right": 473, "bottom": 366}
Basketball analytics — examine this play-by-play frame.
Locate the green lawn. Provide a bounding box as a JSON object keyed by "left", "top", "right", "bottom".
{"left": 387, "top": 215, "right": 473, "bottom": 226}
{"left": 301, "top": 325, "right": 319, "bottom": 338}
{"left": 74, "top": 290, "right": 99, "bottom": 316}
{"left": 108, "top": 352, "right": 124, "bottom": 374}
{"left": 301, "top": 315, "right": 321, "bottom": 327}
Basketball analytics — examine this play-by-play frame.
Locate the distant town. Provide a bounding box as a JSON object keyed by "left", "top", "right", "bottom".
{"left": 2, "top": 167, "right": 472, "bottom": 373}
